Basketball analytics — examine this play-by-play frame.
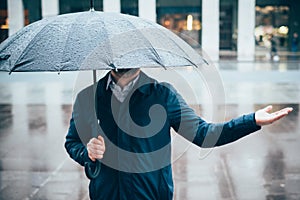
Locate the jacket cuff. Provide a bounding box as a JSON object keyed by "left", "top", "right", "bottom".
{"left": 244, "top": 113, "right": 261, "bottom": 132}
{"left": 82, "top": 147, "right": 97, "bottom": 164}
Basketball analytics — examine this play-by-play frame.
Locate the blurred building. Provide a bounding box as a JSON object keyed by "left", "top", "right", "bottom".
{"left": 0, "top": 0, "right": 299, "bottom": 61}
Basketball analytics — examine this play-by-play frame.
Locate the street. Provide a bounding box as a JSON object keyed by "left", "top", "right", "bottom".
{"left": 0, "top": 61, "right": 299, "bottom": 200}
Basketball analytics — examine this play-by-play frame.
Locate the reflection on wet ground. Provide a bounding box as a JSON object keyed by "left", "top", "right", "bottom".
{"left": 0, "top": 64, "right": 299, "bottom": 199}
{"left": 0, "top": 103, "right": 90, "bottom": 200}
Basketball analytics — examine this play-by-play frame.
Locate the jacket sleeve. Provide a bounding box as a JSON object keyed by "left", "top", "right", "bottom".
{"left": 65, "top": 116, "right": 94, "bottom": 166}
{"left": 165, "top": 84, "right": 261, "bottom": 148}
{"left": 65, "top": 84, "right": 98, "bottom": 166}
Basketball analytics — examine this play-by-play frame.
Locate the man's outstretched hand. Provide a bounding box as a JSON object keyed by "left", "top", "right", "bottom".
{"left": 255, "top": 105, "right": 293, "bottom": 126}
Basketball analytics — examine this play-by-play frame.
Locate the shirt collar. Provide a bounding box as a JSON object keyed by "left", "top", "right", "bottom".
{"left": 106, "top": 73, "right": 140, "bottom": 91}
{"left": 97, "top": 71, "right": 154, "bottom": 98}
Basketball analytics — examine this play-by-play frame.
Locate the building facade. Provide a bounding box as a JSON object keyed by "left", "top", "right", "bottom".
{"left": 0, "top": 0, "right": 299, "bottom": 61}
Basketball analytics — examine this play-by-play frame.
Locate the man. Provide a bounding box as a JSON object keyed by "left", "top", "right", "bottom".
{"left": 65, "top": 68, "right": 292, "bottom": 200}
{"left": 292, "top": 32, "right": 299, "bottom": 52}
{"left": 269, "top": 34, "right": 279, "bottom": 61}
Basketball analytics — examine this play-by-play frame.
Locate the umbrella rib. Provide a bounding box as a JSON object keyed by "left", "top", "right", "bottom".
{"left": 112, "top": 47, "right": 203, "bottom": 68}
{"left": 158, "top": 28, "right": 208, "bottom": 67}
{"left": 59, "top": 13, "right": 88, "bottom": 71}
{"left": 124, "top": 19, "right": 166, "bottom": 69}
{"left": 10, "top": 17, "right": 60, "bottom": 72}
{"left": 79, "top": 12, "right": 114, "bottom": 71}
{"left": 160, "top": 29, "right": 194, "bottom": 59}
{"left": 99, "top": 14, "right": 114, "bottom": 68}
{"left": 0, "top": 19, "right": 50, "bottom": 53}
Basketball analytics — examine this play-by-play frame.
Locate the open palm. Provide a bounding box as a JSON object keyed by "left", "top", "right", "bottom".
{"left": 255, "top": 105, "right": 293, "bottom": 126}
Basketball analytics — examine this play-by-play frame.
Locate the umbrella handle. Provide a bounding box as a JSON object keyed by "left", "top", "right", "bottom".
{"left": 85, "top": 70, "right": 100, "bottom": 179}
{"left": 84, "top": 160, "right": 101, "bottom": 179}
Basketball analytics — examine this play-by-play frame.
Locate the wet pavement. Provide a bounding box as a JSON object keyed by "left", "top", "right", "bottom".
{"left": 0, "top": 61, "right": 300, "bottom": 200}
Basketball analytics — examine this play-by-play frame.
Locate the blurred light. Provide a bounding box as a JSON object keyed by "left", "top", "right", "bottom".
{"left": 187, "top": 15, "right": 193, "bottom": 31}
{"left": 164, "top": 19, "right": 170, "bottom": 27}
{"left": 278, "top": 26, "right": 289, "bottom": 35}
{"left": 265, "top": 6, "right": 274, "bottom": 12}
{"left": 254, "top": 26, "right": 264, "bottom": 37}
{"left": 194, "top": 20, "right": 201, "bottom": 30}
{"left": 1, "top": 18, "right": 9, "bottom": 29}
{"left": 255, "top": 6, "right": 261, "bottom": 11}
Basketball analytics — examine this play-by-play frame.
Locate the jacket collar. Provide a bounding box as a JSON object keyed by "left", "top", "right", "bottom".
{"left": 135, "top": 71, "right": 156, "bottom": 95}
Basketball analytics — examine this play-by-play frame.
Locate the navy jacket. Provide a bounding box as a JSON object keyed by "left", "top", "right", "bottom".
{"left": 65, "top": 72, "right": 261, "bottom": 200}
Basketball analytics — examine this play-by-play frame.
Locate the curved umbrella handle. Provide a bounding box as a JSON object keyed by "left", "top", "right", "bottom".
{"left": 84, "top": 160, "right": 101, "bottom": 179}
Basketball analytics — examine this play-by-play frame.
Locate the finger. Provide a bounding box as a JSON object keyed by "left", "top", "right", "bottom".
{"left": 272, "top": 107, "right": 293, "bottom": 116}
{"left": 87, "top": 141, "right": 103, "bottom": 149}
{"left": 90, "top": 151, "right": 104, "bottom": 159}
{"left": 88, "top": 148, "right": 105, "bottom": 155}
{"left": 98, "top": 135, "right": 105, "bottom": 143}
{"left": 280, "top": 107, "right": 293, "bottom": 113}
{"left": 95, "top": 154, "right": 104, "bottom": 159}
{"left": 89, "top": 151, "right": 103, "bottom": 160}
{"left": 272, "top": 113, "right": 287, "bottom": 122}
{"left": 264, "top": 105, "right": 273, "bottom": 113}
{"left": 88, "top": 152, "right": 96, "bottom": 161}
{"left": 270, "top": 111, "right": 289, "bottom": 123}
{"left": 87, "top": 146, "right": 105, "bottom": 156}
{"left": 275, "top": 107, "right": 293, "bottom": 113}
{"left": 87, "top": 144, "right": 105, "bottom": 153}
{"left": 90, "top": 138, "right": 103, "bottom": 145}
{"left": 97, "top": 135, "right": 105, "bottom": 146}
{"left": 272, "top": 110, "right": 286, "bottom": 116}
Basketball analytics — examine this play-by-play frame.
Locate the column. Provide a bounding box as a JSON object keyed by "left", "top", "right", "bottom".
{"left": 201, "top": 0, "right": 220, "bottom": 62}
{"left": 103, "top": 0, "right": 121, "bottom": 12}
{"left": 42, "top": 0, "right": 59, "bottom": 18}
{"left": 237, "top": 0, "right": 255, "bottom": 61}
{"left": 138, "top": 0, "right": 156, "bottom": 22}
{"left": 7, "top": 0, "right": 24, "bottom": 36}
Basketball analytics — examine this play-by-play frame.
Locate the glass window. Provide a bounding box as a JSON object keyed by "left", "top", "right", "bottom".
{"left": 23, "top": 0, "right": 42, "bottom": 25}
{"left": 59, "top": 0, "right": 103, "bottom": 14}
{"left": 0, "top": 0, "right": 41, "bottom": 42}
{"left": 157, "top": 0, "right": 202, "bottom": 48}
{"left": 220, "top": 0, "right": 238, "bottom": 51}
{"left": 121, "top": 0, "right": 138, "bottom": 16}
{"left": 0, "top": 0, "right": 8, "bottom": 43}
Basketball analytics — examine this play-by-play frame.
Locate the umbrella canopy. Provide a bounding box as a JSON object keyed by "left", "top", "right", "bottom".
{"left": 0, "top": 11, "right": 206, "bottom": 73}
